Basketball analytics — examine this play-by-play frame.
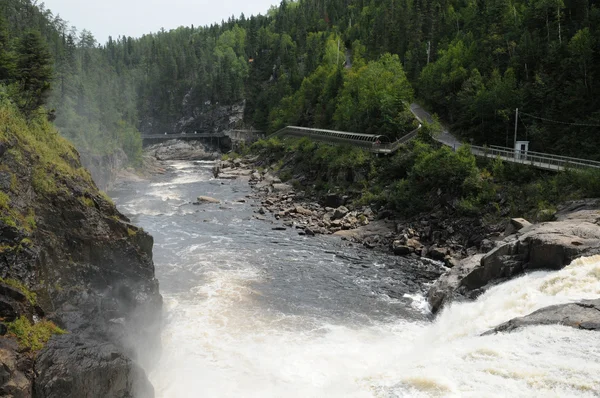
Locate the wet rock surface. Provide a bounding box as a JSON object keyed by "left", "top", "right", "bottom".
{"left": 0, "top": 134, "right": 162, "bottom": 396}
{"left": 484, "top": 299, "right": 600, "bottom": 335}
{"left": 34, "top": 335, "right": 154, "bottom": 398}
{"left": 427, "top": 207, "right": 600, "bottom": 313}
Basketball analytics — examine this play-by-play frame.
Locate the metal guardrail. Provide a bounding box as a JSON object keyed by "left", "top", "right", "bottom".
{"left": 270, "top": 125, "right": 421, "bottom": 154}
{"left": 471, "top": 145, "right": 600, "bottom": 171}
{"left": 373, "top": 125, "right": 422, "bottom": 154}
{"left": 142, "top": 132, "right": 225, "bottom": 139}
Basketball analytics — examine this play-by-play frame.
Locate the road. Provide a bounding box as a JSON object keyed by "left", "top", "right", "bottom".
{"left": 409, "top": 103, "right": 462, "bottom": 150}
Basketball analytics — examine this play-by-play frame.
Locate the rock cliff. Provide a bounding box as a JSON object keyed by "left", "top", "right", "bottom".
{"left": 428, "top": 201, "right": 600, "bottom": 314}
{"left": 0, "top": 105, "right": 161, "bottom": 397}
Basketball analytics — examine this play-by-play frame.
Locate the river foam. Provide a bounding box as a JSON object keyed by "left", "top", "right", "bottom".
{"left": 112, "top": 161, "right": 599, "bottom": 397}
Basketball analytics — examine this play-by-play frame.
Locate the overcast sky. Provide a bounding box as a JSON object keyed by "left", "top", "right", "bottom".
{"left": 41, "top": 0, "right": 280, "bottom": 45}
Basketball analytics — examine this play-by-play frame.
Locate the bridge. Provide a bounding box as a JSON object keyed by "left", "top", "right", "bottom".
{"left": 142, "top": 132, "right": 225, "bottom": 140}
{"left": 270, "top": 125, "right": 422, "bottom": 155}
{"left": 141, "top": 130, "right": 264, "bottom": 146}
{"left": 269, "top": 107, "right": 600, "bottom": 171}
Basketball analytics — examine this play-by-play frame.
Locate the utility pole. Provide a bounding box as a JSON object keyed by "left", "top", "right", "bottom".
{"left": 514, "top": 108, "right": 519, "bottom": 149}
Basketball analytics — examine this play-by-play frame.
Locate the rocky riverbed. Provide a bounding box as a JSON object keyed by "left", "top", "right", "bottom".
{"left": 212, "top": 154, "right": 600, "bottom": 333}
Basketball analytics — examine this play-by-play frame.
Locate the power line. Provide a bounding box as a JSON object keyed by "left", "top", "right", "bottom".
{"left": 519, "top": 111, "right": 600, "bottom": 127}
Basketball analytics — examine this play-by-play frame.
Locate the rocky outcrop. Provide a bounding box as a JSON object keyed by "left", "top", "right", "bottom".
{"left": 140, "top": 98, "right": 245, "bottom": 137}
{"left": 79, "top": 148, "right": 129, "bottom": 191}
{"left": 484, "top": 299, "right": 600, "bottom": 335}
{"left": 0, "top": 108, "right": 161, "bottom": 396}
{"left": 149, "top": 139, "right": 220, "bottom": 161}
{"left": 34, "top": 335, "right": 154, "bottom": 398}
{"left": 428, "top": 215, "right": 600, "bottom": 313}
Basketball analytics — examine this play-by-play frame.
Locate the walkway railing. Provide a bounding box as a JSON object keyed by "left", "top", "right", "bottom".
{"left": 142, "top": 132, "right": 225, "bottom": 140}
{"left": 471, "top": 145, "right": 600, "bottom": 171}
{"left": 271, "top": 125, "right": 421, "bottom": 154}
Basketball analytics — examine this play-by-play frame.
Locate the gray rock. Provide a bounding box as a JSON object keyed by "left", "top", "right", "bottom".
{"left": 427, "top": 254, "right": 485, "bottom": 314}
{"left": 272, "top": 183, "right": 293, "bottom": 193}
{"left": 34, "top": 335, "right": 154, "bottom": 398}
{"left": 484, "top": 299, "right": 600, "bottom": 335}
{"left": 427, "top": 219, "right": 600, "bottom": 313}
{"left": 427, "top": 247, "right": 448, "bottom": 261}
{"left": 295, "top": 206, "right": 313, "bottom": 216}
{"left": 392, "top": 241, "right": 412, "bottom": 256}
{"left": 197, "top": 196, "right": 221, "bottom": 204}
{"left": 333, "top": 206, "right": 349, "bottom": 220}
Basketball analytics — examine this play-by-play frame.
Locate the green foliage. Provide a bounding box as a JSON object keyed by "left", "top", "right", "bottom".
{"left": 0, "top": 278, "right": 37, "bottom": 305}
{"left": 0, "top": 191, "right": 9, "bottom": 209}
{"left": 78, "top": 196, "right": 95, "bottom": 208}
{"left": 7, "top": 316, "right": 66, "bottom": 351}
{"left": 24, "top": 210, "right": 36, "bottom": 231}
{"left": 221, "top": 152, "right": 240, "bottom": 161}
{"left": 15, "top": 31, "right": 53, "bottom": 115}
{"left": 334, "top": 53, "right": 414, "bottom": 138}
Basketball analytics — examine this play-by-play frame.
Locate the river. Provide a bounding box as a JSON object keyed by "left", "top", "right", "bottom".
{"left": 111, "top": 160, "right": 600, "bottom": 397}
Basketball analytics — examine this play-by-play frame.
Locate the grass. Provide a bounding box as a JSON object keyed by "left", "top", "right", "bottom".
{"left": 78, "top": 196, "right": 95, "bottom": 208}
{"left": 127, "top": 227, "right": 137, "bottom": 237}
{"left": 99, "top": 191, "right": 114, "bottom": 206}
{"left": 0, "top": 191, "right": 9, "bottom": 209}
{"left": 0, "top": 278, "right": 37, "bottom": 305}
{"left": 0, "top": 102, "right": 93, "bottom": 196}
{"left": 7, "top": 316, "right": 66, "bottom": 351}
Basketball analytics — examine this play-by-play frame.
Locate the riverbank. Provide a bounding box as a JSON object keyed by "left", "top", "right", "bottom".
{"left": 213, "top": 154, "right": 501, "bottom": 267}
{"left": 209, "top": 141, "right": 600, "bottom": 332}
{"left": 140, "top": 138, "right": 600, "bottom": 332}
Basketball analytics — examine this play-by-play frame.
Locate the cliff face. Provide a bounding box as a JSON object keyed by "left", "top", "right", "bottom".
{"left": 140, "top": 99, "right": 245, "bottom": 136}
{"left": 0, "top": 104, "right": 161, "bottom": 397}
{"left": 78, "top": 148, "right": 129, "bottom": 191}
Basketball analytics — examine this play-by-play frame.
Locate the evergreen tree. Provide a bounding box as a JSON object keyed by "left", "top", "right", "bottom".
{"left": 16, "top": 30, "right": 53, "bottom": 115}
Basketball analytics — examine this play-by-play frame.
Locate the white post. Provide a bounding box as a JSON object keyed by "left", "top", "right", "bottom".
{"left": 514, "top": 108, "right": 519, "bottom": 153}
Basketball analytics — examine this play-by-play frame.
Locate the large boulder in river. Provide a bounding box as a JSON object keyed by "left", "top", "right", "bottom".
{"left": 427, "top": 219, "right": 600, "bottom": 313}
{"left": 484, "top": 299, "right": 600, "bottom": 335}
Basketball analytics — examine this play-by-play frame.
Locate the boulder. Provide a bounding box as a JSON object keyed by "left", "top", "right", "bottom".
{"left": 304, "top": 228, "right": 316, "bottom": 237}
{"left": 332, "top": 206, "right": 349, "bottom": 220}
{"left": 324, "top": 194, "right": 344, "bottom": 208}
{"left": 427, "top": 247, "right": 448, "bottom": 261}
{"left": 427, "top": 254, "right": 485, "bottom": 313}
{"left": 294, "top": 206, "right": 313, "bottom": 216}
{"left": 197, "top": 196, "right": 220, "bottom": 204}
{"left": 272, "top": 183, "right": 293, "bottom": 193}
{"left": 427, "top": 220, "right": 600, "bottom": 313}
{"left": 484, "top": 299, "right": 600, "bottom": 335}
{"left": 511, "top": 218, "right": 532, "bottom": 230}
{"left": 392, "top": 241, "right": 411, "bottom": 256}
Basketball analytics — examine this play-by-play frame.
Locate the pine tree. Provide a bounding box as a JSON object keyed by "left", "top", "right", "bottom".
{"left": 16, "top": 30, "right": 53, "bottom": 115}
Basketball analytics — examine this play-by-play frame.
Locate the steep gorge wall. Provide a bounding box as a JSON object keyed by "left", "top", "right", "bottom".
{"left": 79, "top": 148, "right": 129, "bottom": 191}
{"left": 0, "top": 104, "right": 161, "bottom": 397}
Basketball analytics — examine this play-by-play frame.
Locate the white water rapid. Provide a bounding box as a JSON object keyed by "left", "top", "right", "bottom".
{"left": 111, "top": 161, "right": 600, "bottom": 398}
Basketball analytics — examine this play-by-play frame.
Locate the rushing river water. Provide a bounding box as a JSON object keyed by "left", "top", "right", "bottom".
{"left": 111, "top": 160, "right": 600, "bottom": 398}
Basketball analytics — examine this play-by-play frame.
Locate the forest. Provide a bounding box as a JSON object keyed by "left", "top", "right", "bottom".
{"left": 0, "top": 0, "right": 598, "bottom": 162}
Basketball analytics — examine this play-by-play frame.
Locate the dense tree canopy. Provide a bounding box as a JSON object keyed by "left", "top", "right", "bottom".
{"left": 1, "top": 0, "right": 599, "bottom": 160}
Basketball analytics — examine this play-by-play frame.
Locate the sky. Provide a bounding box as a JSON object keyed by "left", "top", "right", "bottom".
{"left": 41, "top": 0, "right": 281, "bottom": 45}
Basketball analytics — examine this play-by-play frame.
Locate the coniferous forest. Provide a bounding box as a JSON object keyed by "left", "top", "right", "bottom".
{"left": 0, "top": 0, "right": 599, "bottom": 163}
